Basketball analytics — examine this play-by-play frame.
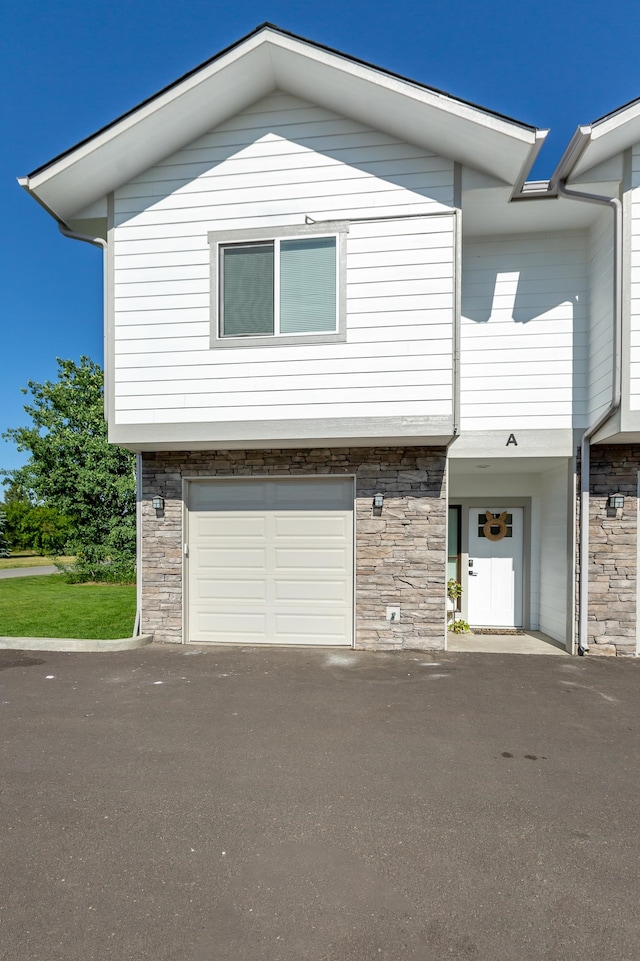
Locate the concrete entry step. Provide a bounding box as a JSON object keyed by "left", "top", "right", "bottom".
{"left": 447, "top": 630, "right": 568, "bottom": 655}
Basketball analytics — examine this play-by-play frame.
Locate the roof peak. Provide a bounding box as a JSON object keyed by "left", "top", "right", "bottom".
{"left": 22, "top": 26, "right": 541, "bottom": 224}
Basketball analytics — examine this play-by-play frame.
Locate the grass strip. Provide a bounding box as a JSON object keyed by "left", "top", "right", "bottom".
{"left": 0, "top": 555, "right": 75, "bottom": 571}
{"left": 0, "top": 574, "right": 136, "bottom": 639}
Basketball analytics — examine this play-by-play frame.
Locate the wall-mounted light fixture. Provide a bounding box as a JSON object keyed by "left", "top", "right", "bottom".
{"left": 373, "top": 493, "right": 384, "bottom": 509}
{"left": 152, "top": 496, "right": 165, "bottom": 511}
{"left": 608, "top": 493, "right": 624, "bottom": 510}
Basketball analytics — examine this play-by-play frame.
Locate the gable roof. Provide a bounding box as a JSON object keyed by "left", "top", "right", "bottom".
{"left": 547, "top": 93, "right": 640, "bottom": 189}
{"left": 20, "top": 24, "right": 543, "bottom": 225}
{"left": 562, "top": 97, "right": 640, "bottom": 180}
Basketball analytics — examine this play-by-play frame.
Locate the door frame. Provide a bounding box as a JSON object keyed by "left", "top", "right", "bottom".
{"left": 452, "top": 497, "right": 532, "bottom": 630}
{"left": 182, "top": 474, "right": 357, "bottom": 647}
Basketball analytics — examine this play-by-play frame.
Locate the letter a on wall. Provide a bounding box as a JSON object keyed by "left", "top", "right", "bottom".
{"left": 506, "top": 434, "right": 518, "bottom": 447}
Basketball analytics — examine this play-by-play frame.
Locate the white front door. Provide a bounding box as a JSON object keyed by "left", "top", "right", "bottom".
{"left": 467, "top": 507, "right": 523, "bottom": 628}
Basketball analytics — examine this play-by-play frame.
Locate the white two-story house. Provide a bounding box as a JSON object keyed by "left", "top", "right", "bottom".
{"left": 20, "top": 25, "right": 640, "bottom": 655}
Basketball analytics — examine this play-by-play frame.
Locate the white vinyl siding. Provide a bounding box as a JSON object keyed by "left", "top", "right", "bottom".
{"left": 629, "top": 144, "right": 640, "bottom": 409}
{"left": 460, "top": 232, "right": 589, "bottom": 431}
{"left": 538, "top": 463, "right": 569, "bottom": 643}
{"left": 588, "top": 209, "right": 614, "bottom": 419}
{"left": 112, "top": 92, "right": 455, "bottom": 428}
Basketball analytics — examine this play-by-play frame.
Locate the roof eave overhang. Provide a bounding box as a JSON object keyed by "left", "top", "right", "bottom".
{"left": 21, "top": 26, "right": 539, "bottom": 224}
{"left": 547, "top": 126, "right": 592, "bottom": 192}
{"left": 561, "top": 100, "right": 640, "bottom": 182}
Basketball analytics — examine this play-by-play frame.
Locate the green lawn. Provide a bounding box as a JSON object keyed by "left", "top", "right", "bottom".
{"left": 0, "top": 575, "right": 137, "bottom": 639}
{"left": 0, "top": 554, "right": 75, "bottom": 571}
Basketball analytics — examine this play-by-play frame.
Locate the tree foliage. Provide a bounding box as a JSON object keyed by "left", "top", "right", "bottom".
{"left": 0, "top": 509, "right": 9, "bottom": 558}
{"left": 2, "top": 358, "right": 136, "bottom": 576}
{"left": 1, "top": 491, "right": 72, "bottom": 555}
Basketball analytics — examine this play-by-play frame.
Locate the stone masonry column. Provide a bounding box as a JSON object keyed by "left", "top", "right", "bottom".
{"left": 585, "top": 445, "right": 638, "bottom": 655}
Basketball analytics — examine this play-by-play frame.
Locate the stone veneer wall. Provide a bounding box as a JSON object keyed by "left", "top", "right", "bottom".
{"left": 582, "top": 445, "right": 639, "bottom": 655}
{"left": 140, "top": 447, "right": 447, "bottom": 650}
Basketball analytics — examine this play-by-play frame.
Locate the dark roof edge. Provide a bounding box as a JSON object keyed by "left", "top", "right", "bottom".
{"left": 27, "top": 22, "right": 538, "bottom": 180}
{"left": 27, "top": 23, "right": 272, "bottom": 178}
{"left": 591, "top": 93, "right": 640, "bottom": 128}
{"left": 258, "top": 24, "right": 538, "bottom": 131}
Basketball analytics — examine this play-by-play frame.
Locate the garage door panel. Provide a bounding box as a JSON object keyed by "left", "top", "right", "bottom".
{"left": 197, "top": 548, "right": 267, "bottom": 570}
{"left": 191, "top": 478, "right": 352, "bottom": 512}
{"left": 193, "top": 611, "right": 268, "bottom": 642}
{"left": 274, "top": 613, "right": 351, "bottom": 644}
{"left": 274, "top": 515, "right": 350, "bottom": 538}
{"left": 275, "top": 548, "right": 350, "bottom": 571}
{"left": 188, "top": 477, "right": 353, "bottom": 646}
{"left": 195, "top": 577, "right": 267, "bottom": 601}
{"left": 274, "top": 579, "right": 349, "bottom": 602}
{"left": 196, "top": 514, "right": 267, "bottom": 539}
{"left": 190, "top": 481, "right": 270, "bottom": 511}
{"left": 272, "top": 479, "right": 351, "bottom": 510}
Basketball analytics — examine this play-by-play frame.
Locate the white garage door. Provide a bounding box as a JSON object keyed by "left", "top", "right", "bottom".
{"left": 187, "top": 477, "right": 354, "bottom": 646}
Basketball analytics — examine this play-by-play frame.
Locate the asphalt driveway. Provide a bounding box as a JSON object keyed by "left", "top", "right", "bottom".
{"left": 0, "top": 565, "right": 57, "bottom": 579}
{"left": 1, "top": 645, "right": 639, "bottom": 961}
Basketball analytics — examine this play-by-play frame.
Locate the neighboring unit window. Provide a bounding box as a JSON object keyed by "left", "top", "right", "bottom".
{"left": 219, "top": 235, "right": 337, "bottom": 339}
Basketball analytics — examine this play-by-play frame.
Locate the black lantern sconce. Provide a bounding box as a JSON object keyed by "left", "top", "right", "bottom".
{"left": 607, "top": 493, "right": 624, "bottom": 511}
{"left": 152, "top": 496, "right": 165, "bottom": 511}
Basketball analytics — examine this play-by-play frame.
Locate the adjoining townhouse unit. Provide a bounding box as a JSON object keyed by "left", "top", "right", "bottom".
{"left": 20, "top": 25, "right": 640, "bottom": 655}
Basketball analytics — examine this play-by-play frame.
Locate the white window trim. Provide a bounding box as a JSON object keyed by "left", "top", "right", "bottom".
{"left": 208, "top": 221, "right": 348, "bottom": 349}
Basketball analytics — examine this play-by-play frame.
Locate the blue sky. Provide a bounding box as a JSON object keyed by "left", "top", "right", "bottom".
{"left": 3, "top": 0, "right": 640, "bottom": 474}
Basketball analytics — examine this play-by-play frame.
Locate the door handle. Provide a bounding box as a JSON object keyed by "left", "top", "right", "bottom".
{"left": 469, "top": 571, "right": 478, "bottom": 576}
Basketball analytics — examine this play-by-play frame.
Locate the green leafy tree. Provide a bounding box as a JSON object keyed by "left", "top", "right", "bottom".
{"left": 0, "top": 508, "right": 9, "bottom": 558}
{"left": 2, "top": 496, "right": 36, "bottom": 551}
{"left": 2, "top": 500, "right": 70, "bottom": 555}
{"left": 1, "top": 482, "right": 72, "bottom": 555}
{"left": 2, "top": 358, "right": 136, "bottom": 579}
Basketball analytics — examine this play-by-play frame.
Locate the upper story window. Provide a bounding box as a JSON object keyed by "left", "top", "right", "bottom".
{"left": 209, "top": 222, "right": 348, "bottom": 349}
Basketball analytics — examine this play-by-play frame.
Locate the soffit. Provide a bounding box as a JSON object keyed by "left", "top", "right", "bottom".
{"left": 22, "top": 27, "right": 539, "bottom": 223}
{"left": 462, "top": 185, "right": 601, "bottom": 237}
{"left": 449, "top": 457, "right": 568, "bottom": 474}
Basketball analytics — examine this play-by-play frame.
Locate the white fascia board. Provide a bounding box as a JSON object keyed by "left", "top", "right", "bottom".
{"left": 109, "top": 415, "right": 455, "bottom": 450}
{"left": 571, "top": 101, "right": 640, "bottom": 179}
{"left": 22, "top": 27, "right": 539, "bottom": 223}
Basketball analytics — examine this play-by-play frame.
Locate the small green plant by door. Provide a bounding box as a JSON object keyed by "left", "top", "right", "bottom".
{"left": 447, "top": 578, "right": 470, "bottom": 634}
